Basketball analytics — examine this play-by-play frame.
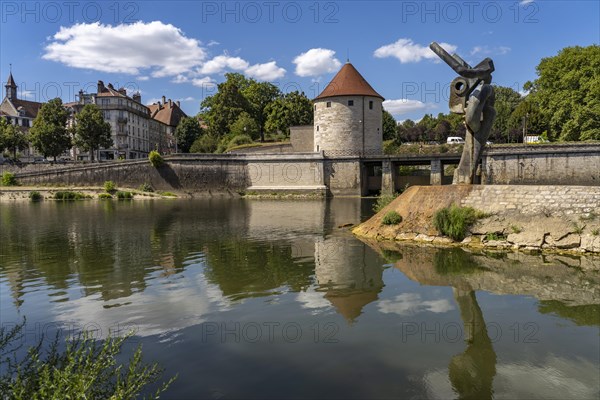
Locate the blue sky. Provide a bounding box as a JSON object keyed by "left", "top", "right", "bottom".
{"left": 1, "top": 0, "right": 598, "bottom": 121}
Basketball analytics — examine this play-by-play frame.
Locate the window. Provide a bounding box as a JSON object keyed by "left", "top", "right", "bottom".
{"left": 369, "top": 101, "right": 373, "bottom": 110}
{"left": 326, "top": 102, "right": 331, "bottom": 108}
{"left": 316, "top": 125, "right": 319, "bottom": 131}
{"left": 348, "top": 100, "right": 354, "bottom": 106}
{"left": 314, "top": 105, "right": 317, "bottom": 111}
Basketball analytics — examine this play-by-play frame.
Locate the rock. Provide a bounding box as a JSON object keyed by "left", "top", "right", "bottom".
{"left": 507, "top": 228, "right": 545, "bottom": 248}
{"left": 581, "top": 234, "right": 600, "bottom": 253}
{"left": 396, "top": 232, "right": 417, "bottom": 241}
{"left": 545, "top": 233, "right": 581, "bottom": 249}
{"left": 433, "top": 237, "right": 454, "bottom": 244}
{"left": 415, "top": 234, "right": 435, "bottom": 242}
{"left": 484, "top": 240, "right": 509, "bottom": 248}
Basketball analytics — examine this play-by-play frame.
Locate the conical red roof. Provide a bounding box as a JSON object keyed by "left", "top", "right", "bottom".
{"left": 314, "top": 63, "right": 383, "bottom": 101}
{"left": 6, "top": 73, "right": 16, "bottom": 87}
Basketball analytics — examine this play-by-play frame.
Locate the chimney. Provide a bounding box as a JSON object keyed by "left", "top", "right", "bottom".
{"left": 78, "top": 89, "right": 84, "bottom": 104}
{"left": 133, "top": 92, "right": 141, "bottom": 103}
{"left": 107, "top": 83, "right": 114, "bottom": 90}
{"left": 162, "top": 95, "right": 166, "bottom": 104}
{"left": 97, "top": 80, "right": 105, "bottom": 92}
{"left": 176, "top": 100, "right": 180, "bottom": 108}
{"left": 168, "top": 99, "right": 172, "bottom": 107}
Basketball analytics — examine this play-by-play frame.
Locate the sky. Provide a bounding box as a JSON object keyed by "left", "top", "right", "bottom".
{"left": 1, "top": 0, "right": 598, "bottom": 121}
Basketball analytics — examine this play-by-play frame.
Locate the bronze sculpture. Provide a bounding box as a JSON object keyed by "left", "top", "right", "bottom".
{"left": 430, "top": 42, "right": 497, "bottom": 184}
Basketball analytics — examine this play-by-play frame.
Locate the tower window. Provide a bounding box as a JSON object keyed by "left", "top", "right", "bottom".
{"left": 326, "top": 102, "right": 331, "bottom": 108}
{"left": 348, "top": 100, "right": 354, "bottom": 106}
{"left": 317, "top": 125, "right": 319, "bottom": 131}
{"left": 369, "top": 101, "right": 373, "bottom": 110}
{"left": 314, "top": 105, "right": 317, "bottom": 111}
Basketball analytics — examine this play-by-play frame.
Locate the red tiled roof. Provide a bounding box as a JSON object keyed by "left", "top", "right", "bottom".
{"left": 148, "top": 101, "right": 187, "bottom": 127}
{"left": 314, "top": 63, "right": 384, "bottom": 101}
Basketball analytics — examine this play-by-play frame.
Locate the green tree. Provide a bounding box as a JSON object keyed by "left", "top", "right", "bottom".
{"left": 229, "top": 111, "right": 260, "bottom": 140}
{"left": 29, "top": 98, "right": 71, "bottom": 161}
{"left": 200, "top": 73, "right": 251, "bottom": 137}
{"left": 73, "top": 104, "right": 112, "bottom": 161}
{"left": 175, "top": 117, "right": 203, "bottom": 153}
{"left": 525, "top": 45, "right": 600, "bottom": 141}
{"left": 189, "top": 134, "right": 218, "bottom": 153}
{"left": 242, "top": 81, "right": 281, "bottom": 142}
{"left": 382, "top": 109, "right": 397, "bottom": 141}
{"left": 491, "top": 85, "right": 523, "bottom": 142}
{"left": 0, "top": 118, "right": 28, "bottom": 159}
{"left": 264, "top": 91, "right": 313, "bottom": 136}
{"left": 508, "top": 97, "right": 548, "bottom": 141}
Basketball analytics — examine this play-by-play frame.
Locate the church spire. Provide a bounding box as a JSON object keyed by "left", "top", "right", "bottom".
{"left": 5, "top": 67, "right": 17, "bottom": 100}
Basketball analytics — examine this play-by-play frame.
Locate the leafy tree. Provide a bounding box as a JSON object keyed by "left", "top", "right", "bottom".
{"left": 242, "top": 81, "right": 281, "bottom": 142}
{"left": 29, "top": 98, "right": 71, "bottom": 161}
{"left": 491, "top": 85, "right": 523, "bottom": 142}
{"left": 0, "top": 118, "right": 28, "bottom": 159}
{"left": 264, "top": 91, "right": 313, "bottom": 136}
{"left": 73, "top": 104, "right": 112, "bottom": 161}
{"left": 189, "top": 134, "right": 218, "bottom": 153}
{"left": 200, "top": 73, "right": 251, "bottom": 137}
{"left": 382, "top": 109, "right": 397, "bottom": 141}
{"left": 175, "top": 117, "right": 203, "bottom": 153}
{"left": 525, "top": 45, "right": 600, "bottom": 141}
{"left": 508, "top": 97, "right": 548, "bottom": 141}
{"left": 230, "top": 111, "right": 260, "bottom": 140}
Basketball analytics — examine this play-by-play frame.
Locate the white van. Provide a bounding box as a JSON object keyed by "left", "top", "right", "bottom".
{"left": 446, "top": 137, "right": 465, "bottom": 144}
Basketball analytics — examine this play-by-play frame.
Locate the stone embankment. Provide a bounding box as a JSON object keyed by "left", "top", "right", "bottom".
{"left": 353, "top": 185, "right": 600, "bottom": 254}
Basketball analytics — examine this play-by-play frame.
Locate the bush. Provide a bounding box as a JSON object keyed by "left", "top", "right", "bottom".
{"left": 225, "top": 134, "right": 253, "bottom": 151}
{"left": 54, "top": 191, "right": 88, "bottom": 200}
{"left": 373, "top": 193, "right": 399, "bottom": 213}
{"left": 116, "top": 191, "right": 134, "bottom": 199}
{"left": 190, "top": 134, "right": 218, "bottom": 153}
{"left": 159, "top": 191, "right": 177, "bottom": 197}
{"left": 98, "top": 193, "right": 113, "bottom": 199}
{"left": 381, "top": 211, "right": 403, "bottom": 226}
{"left": 103, "top": 180, "right": 117, "bottom": 193}
{"left": 1, "top": 172, "right": 17, "bottom": 186}
{"left": 138, "top": 182, "right": 154, "bottom": 192}
{"left": 0, "top": 321, "right": 176, "bottom": 398}
{"left": 148, "top": 150, "right": 164, "bottom": 167}
{"left": 29, "top": 191, "right": 43, "bottom": 201}
{"left": 433, "top": 205, "right": 478, "bottom": 241}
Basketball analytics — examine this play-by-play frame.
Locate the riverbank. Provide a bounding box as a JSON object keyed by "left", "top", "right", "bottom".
{"left": 0, "top": 186, "right": 184, "bottom": 202}
{"left": 353, "top": 185, "right": 600, "bottom": 254}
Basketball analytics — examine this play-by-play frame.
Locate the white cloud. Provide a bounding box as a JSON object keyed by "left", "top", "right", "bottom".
{"left": 146, "top": 98, "right": 160, "bottom": 105}
{"left": 207, "top": 40, "right": 220, "bottom": 47}
{"left": 179, "top": 96, "right": 196, "bottom": 102}
{"left": 43, "top": 21, "right": 207, "bottom": 78}
{"left": 171, "top": 74, "right": 189, "bottom": 84}
{"left": 378, "top": 293, "right": 454, "bottom": 316}
{"left": 374, "top": 38, "right": 457, "bottom": 63}
{"left": 245, "top": 61, "right": 286, "bottom": 81}
{"left": 137, "top": 76, "right": 149, "bottom": 81}
{"left": 471, "top": 45, "right": 511, "bottom": 56}
{"left": 520, "top": 0, "right": 535, "bottom": 5}
{"left": 198, "top": 55, "right": 249, "bottom": 75}
{"left": 293, "top": 48, "right": 342, "bottom": 77}
{"left": 192, "top": 76, "right": 216, "bottom": 88}
{"left": 383, "top": 99, "right": 435, "bottom": 116}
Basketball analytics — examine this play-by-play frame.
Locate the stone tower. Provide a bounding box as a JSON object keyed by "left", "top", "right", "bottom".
{"left": 313, "top": 62, "right": 384, "bottom": 156}
{"left": 5, "top": 72, "right": 17, "bottom": 100}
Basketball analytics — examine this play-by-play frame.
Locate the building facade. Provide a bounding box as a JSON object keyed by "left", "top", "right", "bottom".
{"left": 313, "top": 62, "right": 384, "bottom": 156}
{"left": 0, "top": 73, "right": 42, "bottom": 159}
{"left": 67, "top": 82, "right": 186, "bottom": 160}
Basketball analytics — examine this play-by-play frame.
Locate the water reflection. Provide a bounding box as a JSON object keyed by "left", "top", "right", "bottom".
{"left": 363, "top": 242, "right": 600, "bottom": 399}
{"left": 1, "top": 200, "right": 599, "bottom": 399}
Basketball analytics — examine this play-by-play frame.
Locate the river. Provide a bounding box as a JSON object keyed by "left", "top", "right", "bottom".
{"left": 0, "top": 199, "right": 598, "bottom": 399}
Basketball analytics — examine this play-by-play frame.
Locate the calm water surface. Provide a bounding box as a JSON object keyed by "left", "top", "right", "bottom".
{"left": 1, "top": 199, "right": 599, "bottom": 399}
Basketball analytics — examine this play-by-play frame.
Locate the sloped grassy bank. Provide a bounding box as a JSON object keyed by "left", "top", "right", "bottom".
{"left": 352, "top": 185, "right": 600, "bottom": 254}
